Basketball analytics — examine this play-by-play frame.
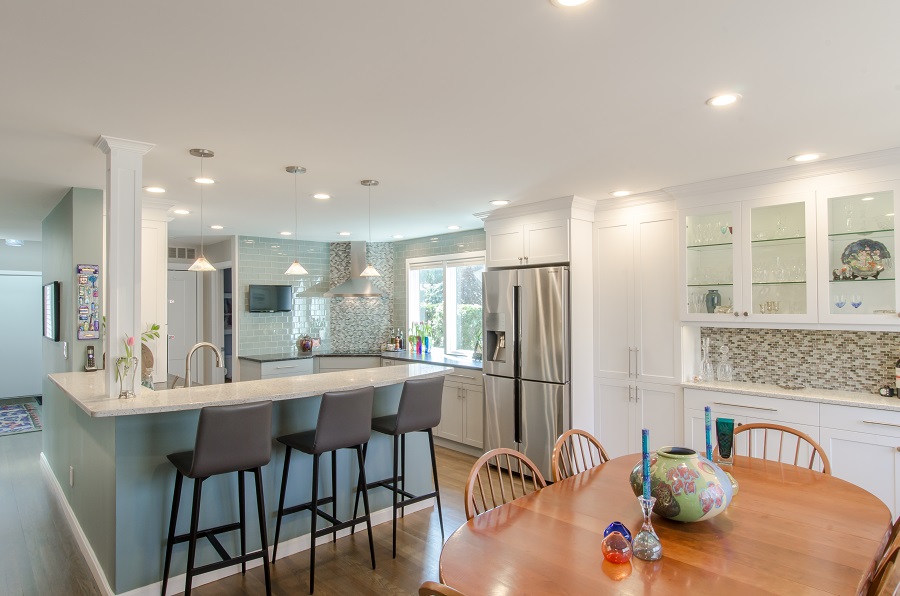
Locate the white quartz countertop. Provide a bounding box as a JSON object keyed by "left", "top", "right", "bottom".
{"left": 682, "top": 380, "right": 900, "bottom": 412}
{"left": 50, "top": 363, "right": 451, "bottom": 418}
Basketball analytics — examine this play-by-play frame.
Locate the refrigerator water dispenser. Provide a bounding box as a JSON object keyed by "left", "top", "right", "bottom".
{"left": 484, "top": 312, "right": 506, "bottom": 363}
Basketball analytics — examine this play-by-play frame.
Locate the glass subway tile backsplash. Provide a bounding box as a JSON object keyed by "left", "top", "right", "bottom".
{"left": 700, "top": 327, "right": 900, "bottom": 393}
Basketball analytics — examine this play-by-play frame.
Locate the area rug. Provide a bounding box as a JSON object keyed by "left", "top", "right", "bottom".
{"left": 0, "top": 402, "right": 42, "bottom": 436}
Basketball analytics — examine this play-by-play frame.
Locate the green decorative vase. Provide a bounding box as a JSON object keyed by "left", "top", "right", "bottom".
{"left": 629, "top": 447, "right": 736, "bottom": 522}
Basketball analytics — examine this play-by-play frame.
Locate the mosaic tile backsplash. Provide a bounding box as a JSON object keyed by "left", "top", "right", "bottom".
{"left": 328, "top": 242, "right": 394, "bottom": 353}
{"left": 701, "top": 327, "right": 900, "bottom": 393}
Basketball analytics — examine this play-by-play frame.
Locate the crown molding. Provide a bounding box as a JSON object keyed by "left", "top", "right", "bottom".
{"left": 482, "top": 195, "right": 597, "bottom": 223}
{"left": 594, "top": 190, "right": 673, "bottom": 212}
{"left": 663, "top": 147, "right": 900, "bottom": 200}
{"left": 94, "top": 135, "right": 155, "bottom": 156}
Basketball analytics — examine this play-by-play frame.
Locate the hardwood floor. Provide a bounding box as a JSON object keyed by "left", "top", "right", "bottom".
{"left": 0, "top": 430, "right": 476, "bottom": 596}
{"left": 0, "top": 430, "right": 100, "bottom": 596}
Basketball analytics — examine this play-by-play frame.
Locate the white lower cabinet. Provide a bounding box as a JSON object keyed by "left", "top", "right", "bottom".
{"left": 435, "top": 368, "right": 484, "bottom": 450}
{"left": 315, "top": 356, "right": 382, "bottom": 373}
{"left": 820, "top": 403, "right": 900, "bottom": 517}
{"left": 595, "top": 378, "right": 681, "bottom": 459}
{"left": 240, "top": 358, "right": 315, "bottom": 380}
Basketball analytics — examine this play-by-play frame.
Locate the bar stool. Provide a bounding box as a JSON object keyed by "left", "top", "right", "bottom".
{"left": 161, "top": 401, "right": 273, "bottom": 596}
{"left": 353, "top": 375, "right": 445, "bottom": 558}
{"left": 272, "top": 386, "right": 376, "bottom": 594}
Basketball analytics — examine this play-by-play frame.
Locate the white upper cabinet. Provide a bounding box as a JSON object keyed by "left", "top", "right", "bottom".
{"left": 680, "top": 192, "right": 817, "bottom": 324}
{"left": 485, "top": 218, "right": 569, "bottom": 267}
{"left": 817, "top": 181, "right": 900, "bottom": 325}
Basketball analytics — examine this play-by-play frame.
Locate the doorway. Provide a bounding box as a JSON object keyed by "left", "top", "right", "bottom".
{"left": 167, "top": 270, "right": 200, "bottom": 386}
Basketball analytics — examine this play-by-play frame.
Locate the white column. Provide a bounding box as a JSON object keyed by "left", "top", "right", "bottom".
{"left": 95, "top": 135, "right": 155, "bottom": 397}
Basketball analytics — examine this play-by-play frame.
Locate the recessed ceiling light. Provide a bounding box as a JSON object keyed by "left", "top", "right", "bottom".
{"left": 549, "top": 0, "right": 590, "bottom": 6}
{"left": 280, "top": 231, "right": 292, "bottom": 236}
{"left": 4, "top": 239, "right": 24, "bottom": 247}
{"left": 210, "top": 225, "right": 224, "bottom": 230}
{"left": 490, "top": 200, "right": 510, "bottom": 206}
{"left": 144, "top": 186, "right": 166, "bottom": 193}
{"left": 392, "top": 234, "right": 404, "bottom": 239}
{"left": 338, "top": 231, "right": 351, "bottom": 236}
{"left": 448, "top": 225, "right": 461, "bottom": 230}
{"left": 195, "top": 177, "right": 215, "bottom": 184}
{"left": 611, "top": 190, "right": 632, "bottom": 198}
{"left": 789, "top": 153, "right": 823, "bottom": 163}
{"left": 313, "top": 193, "right": 331, "bottom": 200}
{"left": 862, "top": 196, "right": 875, "bottom": 201}
{"left": 173, "top": 209, "right": 191, "bottom": 215}
{"left": 706, "top": 94, "right": 741, "bottom": 107}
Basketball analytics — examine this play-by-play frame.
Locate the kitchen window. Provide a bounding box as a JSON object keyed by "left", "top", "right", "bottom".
{"left": 407, "top": 251, "right": 485, "bottom": 354}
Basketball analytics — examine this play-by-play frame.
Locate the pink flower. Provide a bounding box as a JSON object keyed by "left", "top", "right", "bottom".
{"left": 126, "top": 336, "right": 135, "bottom": 347}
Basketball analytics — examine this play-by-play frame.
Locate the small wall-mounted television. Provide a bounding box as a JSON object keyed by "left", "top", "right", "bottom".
{"left": 248, "top": 284, "right": 292, "bottom": 313}
{"left": 43, "top": 281, "right": 60, "bottom": 341}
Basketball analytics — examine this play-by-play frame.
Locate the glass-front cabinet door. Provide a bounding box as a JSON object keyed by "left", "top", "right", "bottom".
{"left": 681, "top": 204, "right": 742, "bottom": 321}
{"left": 741, "top": 193, "right": 817, "bottom": 323}
{"left": 818, "top": 181, "right": 900, "bottom": 324}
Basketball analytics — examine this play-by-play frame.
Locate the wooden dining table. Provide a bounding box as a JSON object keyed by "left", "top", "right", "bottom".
{"left": 439, "top": 454, "right": 893, "bottom": 595}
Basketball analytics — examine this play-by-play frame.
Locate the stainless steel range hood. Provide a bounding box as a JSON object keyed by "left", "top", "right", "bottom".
{"left": 323, "top": 241, "right": 382, "bottom": 297}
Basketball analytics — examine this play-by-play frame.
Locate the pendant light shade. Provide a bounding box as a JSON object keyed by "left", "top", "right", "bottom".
{"left": 360, "top": 179, "right": 380, "bottom": 277}
{"left": 188, "top": 148, "right": 216, "bottom": 273}
{"left": 285, "top": 165, "right": 309, "bottom": 275}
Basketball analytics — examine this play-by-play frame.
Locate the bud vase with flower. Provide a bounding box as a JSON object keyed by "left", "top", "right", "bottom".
{"left": 116, "top": 335, "right": 138, "bottom": 399}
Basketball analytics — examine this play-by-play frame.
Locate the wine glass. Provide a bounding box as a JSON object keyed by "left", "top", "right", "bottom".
{"left": 851, "top": 294, "right": 863, "bottom": 309}
{"left": 835, "top": 294, "right": 847, "bottom": 309}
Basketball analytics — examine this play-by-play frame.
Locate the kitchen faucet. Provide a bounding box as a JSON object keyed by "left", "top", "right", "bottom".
{"left": 183, "top": 342, "right": 225, "bottom": 388}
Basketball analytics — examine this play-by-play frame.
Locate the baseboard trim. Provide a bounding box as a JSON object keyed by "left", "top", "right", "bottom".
{"left": 434, "top": 436, "right": 483, "bottom": 458}
{"left": 40, "top": 452, "right": 433, "bottom": 596}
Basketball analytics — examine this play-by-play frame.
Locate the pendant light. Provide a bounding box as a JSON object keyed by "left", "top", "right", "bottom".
{"left": 188, "top": 148, "right": 216, "bottom": 272}
{"left": 284, "top": 165, "right": 309, "bottom": 275}
{"left": 359, "top": 179, "right": 380, "bottom": 277}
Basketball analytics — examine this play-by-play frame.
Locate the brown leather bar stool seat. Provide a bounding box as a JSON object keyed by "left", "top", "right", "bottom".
{"left": 161, "top": 401, "right": 274, "bottom": 596}
{"left": 273, "top": 386, "right": 376, "bottom": 594}
{"left": 353, "top": 375, "right": 445, "bottom": 558}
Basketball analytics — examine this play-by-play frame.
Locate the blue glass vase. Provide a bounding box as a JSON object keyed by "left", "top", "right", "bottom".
{"left": 705, "top": 289, "right": 721, "bottom": 313}
{"left": 424, "top": 336, "right": 431, "bottom": 354}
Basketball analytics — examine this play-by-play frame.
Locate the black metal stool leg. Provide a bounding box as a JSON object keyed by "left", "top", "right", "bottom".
{"left": 428, "top": 428, "right": 445, "bottom": 539}
{"left": 273, "top": 446, "right": 292, "bottom": 562}
{"left": 309, "top": 453, "right": 320, "bottom": 594}
{"left": 351, "top": 441, "right": 367, "bottom": 534}
{"left": 356, "top": 445, "right": 376, "bottom": 570}
{"left": 161, "top": 471, "right": 183, "bottom": 596}
{"left": 331, "top": 450, "right": 337, "bottom": 543}
{"left": 392, "top": 434, "right": 399, "bottom": 558}
{"left": 184, "top": 478, "right": 203, "bottom": 596}
{"left": 400, "top": 433, "right": 406, "bottom": 519}
{"left": 238, "top": 470, "right": 246, "bottom": 574}
{"left": 253, "top": 467, "right": 272, "bottom": 596}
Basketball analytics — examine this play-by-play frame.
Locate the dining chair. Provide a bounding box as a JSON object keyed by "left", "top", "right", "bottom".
{"left": 464, "top": 448, "right": 546, "bottom": 520}
{"left": 713, "top": 422, "right": 831, "bottom": 474}
{"left": 551, "top": 428, "right": 610, "bottom": 482}
{"left": 419, "top": 580, "right": 467, "bottom": 596}
{"left": 867, "top": 516, "right": 900, "bottom": 596}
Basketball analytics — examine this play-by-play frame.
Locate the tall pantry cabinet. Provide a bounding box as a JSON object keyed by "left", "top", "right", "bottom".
{"left": 593, "top": 201, "right": 682, "bottom": 457}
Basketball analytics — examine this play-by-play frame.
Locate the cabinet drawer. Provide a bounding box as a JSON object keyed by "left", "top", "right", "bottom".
{"left": 317, "top": 356, "right": 381, "bottom": 370}
{"left": 683, "top": 389, "right": 818, "bottom": 425}
{"left": 260, "top": 359, "right": 314, "bottom": 377}
{"left": 444, "top": 367, "right": 483, "bottom": 387}
{"left": 821, "top": 404, "right": 900, "bottom": 438}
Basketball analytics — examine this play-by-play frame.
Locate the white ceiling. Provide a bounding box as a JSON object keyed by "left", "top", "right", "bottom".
{"left": 1, "top": 0, "right": 899, "bottom": 243}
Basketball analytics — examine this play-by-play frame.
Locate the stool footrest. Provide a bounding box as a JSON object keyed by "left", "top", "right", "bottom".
{"left": 393, "top": 491, "right": 436, "bottom": 509}
{"left": 365, "top": 476, "right": 404, "bottom": 491}
{"left": 281, "top": 494, "right": 336, "bottom": 518}
{"left": 313, "top": 514, "right": 370, "bottom": 539}
{"left": 172, "top": 521, "right": 242, "bottom": 545}
{"left": 191, "top": 549, "right": 267, "bottom": 577}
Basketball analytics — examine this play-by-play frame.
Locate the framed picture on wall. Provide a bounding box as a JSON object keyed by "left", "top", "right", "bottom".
{"left": 43, "top": 281, "right": 60, "bottom": 342}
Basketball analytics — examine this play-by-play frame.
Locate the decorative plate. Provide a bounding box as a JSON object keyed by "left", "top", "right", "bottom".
{"left": 841, "top": 239, "right": 893, "bottom": 279}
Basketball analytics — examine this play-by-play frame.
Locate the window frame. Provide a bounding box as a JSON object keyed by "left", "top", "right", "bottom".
{"left": 406, "top": 250, "right": 486, "bottom": 354}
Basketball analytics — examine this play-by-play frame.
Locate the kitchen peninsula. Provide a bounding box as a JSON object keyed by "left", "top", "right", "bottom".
{"left": 44, "top": 363, "right": 450, "bottom": 595}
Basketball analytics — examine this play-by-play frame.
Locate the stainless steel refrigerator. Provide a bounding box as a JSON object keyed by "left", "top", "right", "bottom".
{"left": 482, "top": 266, "right": 570, "bottom": 480}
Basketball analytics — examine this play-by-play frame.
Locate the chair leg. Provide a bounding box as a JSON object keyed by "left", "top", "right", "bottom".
{"left": 253, "top": 467, "right": 272, "bottom": 596}
{"left": 161, "top": 471, "right": 183, "bottom": 596}
{"left": 392, "top": 434, "right": 399, "bottom": 559}
{"left": 273, "top": 446, "right": 292, "bottom": 562}
{"left": 184, "top": 478, "right": 203, "bottom": 596}
{"left": 238, "top": 470, "right": 246, "bottom": 574}
{"left": 331, "top": 450, "right": 337, "bottom": 543}
{"left": 351, "top": 441, "right": 367, "bottom": 535}
{"left": 428, "top": 429, "right": 445, "bottom": 540}
{"left": 309, "top": 453, "right": 320, "bottom": 594}
{"left": 400, "top": 433, "right": 406, "bottom": 519}
{"left": 356, "top": 445, "right": 376, "bottom": 570}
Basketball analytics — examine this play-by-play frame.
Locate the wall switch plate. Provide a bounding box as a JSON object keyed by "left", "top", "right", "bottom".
{"left": 63, "top": 341, "right": 68, "bottom": 359}
{"left": 69, "top": 466, "right": 74, "bottom": 487}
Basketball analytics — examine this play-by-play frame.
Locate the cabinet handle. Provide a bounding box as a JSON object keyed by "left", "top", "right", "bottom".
{"left": 518, "top": 257, "right": 523, "bottom": 264}
{"left": 743, "top": 312, "right": 749, "bottom": 317}
{"left": 863, "top": 420, "right": 900, "bottom": 429}
{"left": 275, "top": 365, "right": 297, "bottom": 369}
{"left": 712, "top": 401, "right": 777, "bottom": 412}
{"left": 733, "top": 312, "right": 740, "bottom": 317}
{"left": 635, "top": 347, "right": 640, "bottom": 378}
{"left": 525, "top": 256, "right": 529, "bottom": 263}
{"left": 461, "top": 388, "right": 467, "bottom": 399}
{"left": 447, "top": 374, "right": 476, "bottom": 380}
{"left": 627, "top": 347, "right": 633, "bottom": 378}
{"left": 628, "top": 386, "right": 633, "bottom": 402}
{"left": 896, "top": 447, "right": 900, "bottom": 453}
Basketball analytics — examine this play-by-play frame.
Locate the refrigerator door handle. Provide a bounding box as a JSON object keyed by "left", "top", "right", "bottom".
{"left": 514, "top": 379, "right": 521, "bottom": 443}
